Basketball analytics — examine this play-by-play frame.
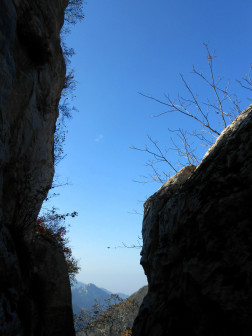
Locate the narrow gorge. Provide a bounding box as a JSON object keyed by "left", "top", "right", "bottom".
{"left": 1, "top": 1, "right": 252, "bottom": 336}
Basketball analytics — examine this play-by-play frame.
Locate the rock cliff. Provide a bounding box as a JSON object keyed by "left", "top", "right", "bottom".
{"left": 0, "top": 0, "right": 75, "bottom": 335}
{"left": 133, "top": 105, "right": 252, "bottom": 336}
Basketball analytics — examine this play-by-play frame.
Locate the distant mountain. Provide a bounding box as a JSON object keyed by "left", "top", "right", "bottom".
{"left": 100, "top": 286, "right": 128, "bottom": 300}
{"left": 71, "top": 282, "right": 128, "bottom": 315}
{"left": 72, "top": 281, "right": 86, "bottom": 288}
{"left": 128, "top": 285, "right": 148, "bottom": 306}
{"left": 116, "top": 292, "right": 128, "bottom": 300}
{"left": 76, "top": 286, "right": 148, "bottom": 336}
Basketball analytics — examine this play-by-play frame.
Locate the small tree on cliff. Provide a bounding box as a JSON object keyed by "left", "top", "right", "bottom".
{"left": 124, "top": 44, "right": 252, "bottom": 249}
{"left": 64, "top": 0, "right": 85, "bottom": 28}
{"left": 74, "top": 294, "right": 138, "bottom": 336}
{"left": 39, "top": 1, "right": 85, "bottom": 282}
{"left": 36, "top": 209, "right": 80, "bottom": 284}
{"left": 131, "top": 43, "right": 252, "bottom": 184}
{"left": 54, "top": 0, "right": 85, "bottom": 165}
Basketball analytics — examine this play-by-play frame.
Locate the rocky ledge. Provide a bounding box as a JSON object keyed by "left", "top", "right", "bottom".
{"left": 133, "top": 105, "right": 252, "bottom": 336}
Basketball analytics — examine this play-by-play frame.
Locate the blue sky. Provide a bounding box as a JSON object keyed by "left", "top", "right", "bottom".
{"left": 49, "top": 0, "right": 252, "bottom": 295}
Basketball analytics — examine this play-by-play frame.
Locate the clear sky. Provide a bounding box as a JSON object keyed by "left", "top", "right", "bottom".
{"left": 49, "top": 0, "right": 252, "bottom": 295}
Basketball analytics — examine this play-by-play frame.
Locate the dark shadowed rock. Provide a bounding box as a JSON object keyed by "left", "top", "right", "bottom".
{"left": 133, "top": 105, "right": 252, "bottom": 336}
{"left": 0, "top": 0, "right": 75, "bottom": 335}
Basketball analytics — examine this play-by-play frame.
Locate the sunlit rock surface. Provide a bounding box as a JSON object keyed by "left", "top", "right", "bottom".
{"left": 0, "top": 0, "right": 75, "bottom": 335}
{"left": 133, "top": 105, "right": 252, "bottom": 336}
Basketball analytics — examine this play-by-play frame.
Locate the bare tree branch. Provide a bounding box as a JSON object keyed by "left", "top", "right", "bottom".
{"left": 133, "top": 44, "right": 251, "bottom": 187}
{"left": 237, "top": 64, "right": 252, "bottom": 101}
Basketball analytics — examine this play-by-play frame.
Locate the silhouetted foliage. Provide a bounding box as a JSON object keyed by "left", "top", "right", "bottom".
{"left": 75, "top": 294, "right": 138, "bottom": 335}
{"left": 40, "top": 0, "right": 85, "bottom": 286}
{"left": 54, "top": 0, "right": 85, "bottom": 165}
{"left": 64, "top": 0, "right": 85, "bottom": 32}
{"left": 36, "top": 209, "right": 80, "bottom": 284}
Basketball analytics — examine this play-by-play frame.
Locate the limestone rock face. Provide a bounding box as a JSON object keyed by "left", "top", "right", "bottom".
{"left": 133, "top": 105, "right": 252, "bottom": 336}
{"left": 0, "top": 0, "right": 67, "bottom": 229}
{"left": 0, "top": 0, "right": 75, "bottom": 335}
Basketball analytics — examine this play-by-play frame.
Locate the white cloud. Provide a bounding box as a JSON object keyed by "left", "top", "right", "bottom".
{"left": 94, "top": 134, "right": 104, "bottom": 142}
